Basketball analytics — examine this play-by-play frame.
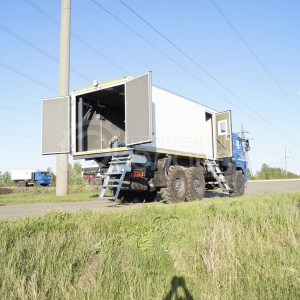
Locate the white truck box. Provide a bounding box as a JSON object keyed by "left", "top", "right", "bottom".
{"left": 42, "top": 72, "right": 232, "bottom": 160}
{"left": 138, "top": 86, "right": 217, "bottom": 159}
{"left": 11, "top": 169, "right": 37, "bottom": 181}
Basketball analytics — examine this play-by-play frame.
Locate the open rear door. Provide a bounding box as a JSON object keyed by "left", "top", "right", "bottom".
{"left": 125, "top": 72, "right": 152, "bottom": 146}
{"left": 215, "top": 110, "right": 232, "bottom": 158}
{"left": 42, "top": 96, "right": 70, "bottom": 154}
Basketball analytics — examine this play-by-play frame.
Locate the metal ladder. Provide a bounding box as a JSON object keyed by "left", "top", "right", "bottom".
{"left": 206, "top": 160, "right": 232, "bottom": 192}
{"left": 98, "top": 155, "right": 131, "bottom": 200}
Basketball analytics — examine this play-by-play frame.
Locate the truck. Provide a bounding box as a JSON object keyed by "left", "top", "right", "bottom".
{"left": 11, "top": 169, "right": 51, "bottom": 187}
{"left": 42, "top": 71, "right": 250, "bottom": 203}
{"left": 81, "top": 164, "right": 103, "bottom": 185}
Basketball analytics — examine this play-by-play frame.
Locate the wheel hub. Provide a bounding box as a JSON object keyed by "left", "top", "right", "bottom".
{"left": 174, "top": 176, "right": 184, "bottom": 194}
{"left": 193, "top": 178, "right": 201, "bottom": 190}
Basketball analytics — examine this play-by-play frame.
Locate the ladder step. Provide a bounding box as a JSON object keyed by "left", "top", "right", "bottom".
{"left": 98, "top": 196, "right": 116, "bottom": 200}
{"left": 99, "top": 155, "right": 131, "bottom": 200}
{"left": 102, "top": 184, "right": 120, "bottom": 188}
{"left": 105, "top": 172, "right": 123, "bottom": 176}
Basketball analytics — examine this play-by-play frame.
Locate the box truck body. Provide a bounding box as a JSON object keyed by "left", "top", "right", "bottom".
{"left": 42, "top": 72, "right": 249, "bottom": 202}
{"left": 11, "top": 169, "right": 38, "bottom": 181}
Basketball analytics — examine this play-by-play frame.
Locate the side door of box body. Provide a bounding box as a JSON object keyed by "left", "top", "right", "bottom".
{"left": 125, "top": 72, "right": 153, "bottom": 146}
{"left": 215, "top": 110, "right": 232, "bottom": 158}
{"left": 42, "top": 96, "right": 70, "bottom": 154}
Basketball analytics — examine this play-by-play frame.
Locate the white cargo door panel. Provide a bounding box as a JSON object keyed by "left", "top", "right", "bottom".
{"left": 125, "top": 72, "right": 152, "bottom": 146}
{"left": 215, "top": 110, "right": 232, "bottom": 158}
{"left": 42, "top": 96, "right": 70, "bottom": 154}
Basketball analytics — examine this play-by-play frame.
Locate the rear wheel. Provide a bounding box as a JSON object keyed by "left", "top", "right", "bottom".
{"left": 230, "top": 170, "right": 245, "bottom": 197}
{"left": 186, "top": 167, "right": 205, "bottom": 201}
{"left": 161, "top": 166, "right": 188, "bottom": 203}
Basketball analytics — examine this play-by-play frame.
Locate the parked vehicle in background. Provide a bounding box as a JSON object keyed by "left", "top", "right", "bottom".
{"left": 11, "top": 169, "right": 51, "bottom": 187}
{"left": 81, "top": 164, "right": 103, "bottom": 185}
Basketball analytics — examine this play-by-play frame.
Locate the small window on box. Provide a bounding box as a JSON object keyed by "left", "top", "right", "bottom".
{"left": 218, "top": 120, "right": 227, "bottom": 135}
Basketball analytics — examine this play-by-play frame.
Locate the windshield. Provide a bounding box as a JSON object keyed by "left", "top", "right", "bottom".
{"left": 41, "top": 172, "right": 50, "bottom": 176}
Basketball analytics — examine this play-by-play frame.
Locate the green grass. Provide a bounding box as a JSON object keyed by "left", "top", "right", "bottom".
{"left": 0, "top": 186, "right": 100, "bottom": 206}
{"left": 0, "top": 192, "right": 300, "bottom": 299}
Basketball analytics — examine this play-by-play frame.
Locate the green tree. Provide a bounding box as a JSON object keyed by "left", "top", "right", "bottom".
{"left": 0, "top": 171, "right": 14, "bottom": 187}
{"left": 68, "top": 162, "right": 84, "bottom": 186}
{"left": 255, "top": 163, "right": 300, "bottom": 180}
{"left": 47, "top": 167, "right": 56, "bottom": 187}
{"left": 247, "top": 168, "right": 256, "bottom": 180}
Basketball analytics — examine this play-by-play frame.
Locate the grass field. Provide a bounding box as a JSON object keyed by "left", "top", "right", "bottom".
{"left": 0, "top": 191, "right": 300, "bottom": 299}
{"left": 0, "top": 186, "right": 100, "bottom": 206}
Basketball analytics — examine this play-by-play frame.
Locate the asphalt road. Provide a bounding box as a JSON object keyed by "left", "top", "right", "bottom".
{"left": 1, "top": 179, "right": 300, "bottom": 220}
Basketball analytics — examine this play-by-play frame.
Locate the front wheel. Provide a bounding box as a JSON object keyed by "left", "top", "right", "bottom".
{"left": 230, "top": 170, "right": 245, "bottom": 197}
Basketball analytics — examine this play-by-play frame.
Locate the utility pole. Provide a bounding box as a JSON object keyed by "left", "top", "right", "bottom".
{"left": 56, "top": 0, "right": 71, "bottom": 196}
{"left": 284, "top": 147, "right": 293, "bottom": 178}
{"left": 285, "top": 147, "right": 287, "bottom": 178}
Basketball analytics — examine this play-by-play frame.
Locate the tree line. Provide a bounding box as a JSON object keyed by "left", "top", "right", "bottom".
{"left": 248, "top": 163, "right": 300, "bottom": 180}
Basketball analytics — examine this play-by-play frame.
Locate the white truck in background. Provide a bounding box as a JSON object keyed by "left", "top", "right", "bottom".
{"left": 11, "top": 169, "right": 51, "bottom": 187}
{"left": 81, "top": 164, "right": 103, "bottom": 185}
{"left": 42, "top": 72, "right": 250, "bottom": 203}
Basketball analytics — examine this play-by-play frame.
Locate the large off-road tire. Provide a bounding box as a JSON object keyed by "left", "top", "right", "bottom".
{"left": 186, "top": 167, "right": 205, "bottom": 201}
{"left": 161, "top": 166, "right": 188, "bottom": 203}
{"left": 229, "top": 170, "right": 245, "bottom": 197}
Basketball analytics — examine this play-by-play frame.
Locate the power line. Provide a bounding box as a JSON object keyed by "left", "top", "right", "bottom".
{"left": 24, "top": 0, "right": 60, "bottom": 25}
{"left": 0, "top": 23, "right": 93, "bottom": 83}
{"left": 0, "top": 61, "right": 57, "bottom": 92}
{"left": 0, "top": 89, "right": 40, "bottom": 99}
{"left": 210, "top": 0, "right": 300, "bottom": 112}
{"left": 0, "top": 131, "right": 40, "bottom": 138}
{"left": 1, "top": 139, "right": 40, "bottom": 145}
{"left": 0, "top": 145, "right": 38, "bottom": 150}
{"left": 23, "top": 0, "right": 300, "bottom": 148}
{"left": 0, "top": 94, "right": 39, "bottom": 105}
{"left": 117, "top": 1, "right": 264, "bottom": 115}
{"left": 23, "top": 0, "right": 130, "bottom": 75}
{"left": 0, "top": 118, "right": 39, "bottom": 125}
{"left": 71, "top": 32, "right": 130, "bottom": 74}
{"left": 98, "top": 0, "right": 300, "bottom": 147}
{"left": 0, "top": 104, "right": 40, "bottom": 115}
{"left": 91, "top": 1, "right": 252, "bottom": 112}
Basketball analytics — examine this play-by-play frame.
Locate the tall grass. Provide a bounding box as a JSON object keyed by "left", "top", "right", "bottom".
{"left": 0, "top": 192, "right": 300, "bottom": 299}
{"left": 0, "top": 186, "right": 99, "bottom": 206}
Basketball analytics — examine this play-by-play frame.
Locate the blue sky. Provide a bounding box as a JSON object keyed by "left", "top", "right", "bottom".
{"left": 0, "top": 0, "right": 299, "bottom": 176}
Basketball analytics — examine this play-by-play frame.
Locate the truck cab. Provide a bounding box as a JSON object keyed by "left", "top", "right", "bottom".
{"left": 205, "top": 132, "right": 250, "bottom": 196}
{"left": 231, "top": 133, "right": 249, "bottom": 182}
{"left": 34, "top": 171, "right": 51, "bottom": 186}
